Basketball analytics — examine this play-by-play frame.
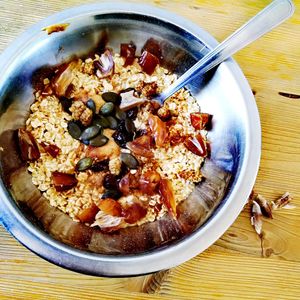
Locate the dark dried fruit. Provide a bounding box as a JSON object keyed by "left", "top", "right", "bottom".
{"left": 101, "top": 189, "right": 121, "bottom": 200}
{"left": 184, "top": 134, "right": 207, "bottom": 157}
{"left": 89, "top": 134, "right": 109, "bottom": 147}
{"left": 100, "top": 102, "right": 114, "bottom": 115}
{"left": 148, "top": 114, "right": 167, "bottom": 147}
{"left": 80, "top": 125, "right": 100, "bottom": 141}
{"left": 90, "top": 159, "right": 109, "bottom": 172}
{"left": 107, "top": 116, "right": 118, "bottom": 129}
{"left": 86, "top": 99, "right": 96, "bottom": 113}
{"left": 126, "top": 107, "right": 138, "bottom": 120}
{"left": 97, "top": 198, "right": 122, "bottom": 216}
{"left": 102, "top": 92, "right": 121, "bottom": 104}
{"left": 122, "top": 202, "right": 147, "bottom": 224}
{"left": 103, "top": 173, "right": 118, "bottom": 190}
{"left": 125, "top": 118, "right": 135, "bottom": 134}
{"left": 77, "top": 203, "right": 99, "bottom": 223}
{"left": 142, "top": 38, "right": 163, "bottom": 62}
{"left": 52, "top": 171, "right": 78, "bottom": 192}
{"left": 60, "top": 96, "right": 72, "bottom": 112}
{"left": 112, "top": 120, "right": 134, "bottom": 147}
{"left": 93, "top": 115, "right": 109, "bottom": 128}
{"left": 139, "top": 50, "right": 159, "bottom": 75}
{"left": 190, "top": 112, "right": 213, "bottom": 130}
{"left": 120, "top": 153, "right": 139, "bottom": 169}
{"left": 120, "top": 42, "right": 136, "bottom": 67}
{"left": 67, "top": 121, "right": 82, "bottom": 140}
{"left": 17, "top": 128, "right": 40, "bottom": 161}
{"left": 127, "top": 135, "right": 153, "bottom": 158}
{"left": 76, "top": 157, "right": 93, "bottom": 172}
{"left": 119, "top": 172, "right": 139, "bottom": 195}
{"left": 41, "top": 142, "right": 60, "bottom": 158}
{"left": 115, "top": 107, "right": 127, "bottom": 120}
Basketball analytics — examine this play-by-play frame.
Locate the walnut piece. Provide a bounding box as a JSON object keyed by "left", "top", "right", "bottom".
{"left": 69, "top": 100, "right": 93, "bottom": 126}
{"left": 136, "top": 81, "right": 158, "bottom": 98}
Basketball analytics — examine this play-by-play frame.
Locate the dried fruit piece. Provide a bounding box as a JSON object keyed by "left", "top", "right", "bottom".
{"left": 253, "top": 194, "right": 273, "bottom": 218}
{"left": 139, "top": 170, "right": 161, "bottom": 195}
{"left": 158, "top": 179, "right": 176, "bottom": 217}
{"left": 77, "top": 203, "right": 99, "bottom": 223}
{"left": 52, "top": 171, "right": 78, "bottom": 192}
{"left": 148, "top": 114, "right": 167, "bottom": 147}
{"left": 250, "top": 200, "right": 263, "bottom": 236}
{"left": 122, "top": 202, "right": 147, "bottom": 224}
{"left": 90, "top": 159, "right": 109, "bottom": 172}
{"left": 184, "top": 134, "right": 207, "bottom": 157}
{"left": 118, "top": 172, "right": 139, "bottom": 195}
{"left": 94, "top": 50, "right": 114, "bottom": 78}
{"left": 97, "top": 198, "right": 122, "bottom": 217}
{"left": 142, "top": 38, "right": 163, "bottom": 62}
{"left": 139, "top": 50, "right": 159, "bottom": 75}
{"left": 103, "top": 173, "right": 118, "bottom": 190}
{"left": 17, "top": 128, "right": 40, "bottom": 161}
{"left": 42, "top": 23, "right": 69, "bottom": 35}
{"left": 101, "top": 189, "right": 121, "bottom": 200}
{"left": 127, "top": 135, "right": 153, "bottom": 158}
{"left": 40, "top": 142, "right": 60, "bottom": 158}
{"left": 190, "top": 112, "right": 213, "bottom": 130}
{"left": 120, "top": 42, "right": 136, "bottom": 67}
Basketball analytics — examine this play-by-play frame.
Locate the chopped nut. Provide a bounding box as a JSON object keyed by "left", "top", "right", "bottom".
{"left": 136, "top": 81, "right": 158, "bottom": 98}
{"left": 69, "top": 100, "right": 93, "bottom": 126}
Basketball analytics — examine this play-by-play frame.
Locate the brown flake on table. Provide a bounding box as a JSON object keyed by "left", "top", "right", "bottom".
{"left": 42, "top": 23, "right": 69, "bottom": 35}
{"left": 272, "top": 192, "right": 295, "bottom": 210}
{"left": 278, "top": 92, "right": 300, "bottom": 99}
{"left": 250, "top": 200, "right": 263, "bottom": 236}
{"left": 253, "top": 194, "right": 273, "bottom": 219}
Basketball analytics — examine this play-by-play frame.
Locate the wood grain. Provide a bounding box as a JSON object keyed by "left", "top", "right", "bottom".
{"left": 0, "top": 0, "right": 300, "bottom": 299}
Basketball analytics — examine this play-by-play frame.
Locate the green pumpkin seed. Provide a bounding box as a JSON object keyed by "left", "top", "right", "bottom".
{"left": 67, "top": 121, "right": 82, "bottom": 140}
{"left": 100, "top": 102, "right": 115, "bottom": 116}
{"left": 101, "top": 189, "right": 121, "bottom": 200}
{"left": 115, "top": 107, "right": 127, "bottom": 120}
{"left": 86, "top": 99, "right": 96, "bottom": 113}
{"left": 76, "top": 157, "right": 93, "bottom": 171}
{"left": 107, "top": 116, "right": 118, "bottom": 129}
{"left": 93, "top": 116, "right": 109, "bottom": 128}
{"left": 80, "top": 125, "right": 100, "bottom": 141}
{"left": 125, "top": 118, "right": 136, "bottom": 134}
{"left": 102, "top": 92, "right": 121, "bottom": 104}
{"left": 89, "top": 135, "right": 109, "bottom": 147}
{"left": 120, "top": 153, "right": 139, "bottom": 169}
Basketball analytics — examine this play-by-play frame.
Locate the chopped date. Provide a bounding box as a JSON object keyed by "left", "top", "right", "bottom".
{"left": 148, "top": 114, "right": 168, "bottom": 147}
{"left": 184, "top": 135, "right": 207, "bottom": 157}
{"left": 17, "top": 128, "right": 40, "bottom": 161}
{"left": 127, "top": 135, "right": 154, "bottom": 158}
{"left": 118, "top": 172, "right": 139, "bottom": 195}
{"left": 97, "top": 198, "right": 123, "bottom": 217}
{"left": 77, "top": 203, "right": 99, "bottom": 223}
{"left": 139, "top": 170, "right": 161, "bottom": 195}
{"left": 90, "top": 159, "right": 109, "bottom": 172}
{"left": 41, "top": 142, "right": 60, "bottom": 158}
{"left": 142, "top": 38, "right": 163, "bottom": 61}
{"left": 52, "top": 171, "right": 78, "bottom": 192}
{"left": 158, "top": 179, "right": 176, "bottom": 217}
{"left": 190, "top": 112, "right": 213, "bottom": 130}
{"left": 138, "top": 51, "right": 159, "bottom": 75}
{"left": 122, "top": 202, "right": 147, "bottom": 224}
{"left": 120, "top": 42, "right": 136, "bottom": 67}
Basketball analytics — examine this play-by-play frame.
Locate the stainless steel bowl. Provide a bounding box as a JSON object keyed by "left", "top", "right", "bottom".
{"left": 0, "top": 3, "right": 260, "bottom": 276}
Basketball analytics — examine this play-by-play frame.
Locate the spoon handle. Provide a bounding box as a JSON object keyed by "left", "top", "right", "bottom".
{"left": 157, "top": 0, "right": 295, "bottom": 103}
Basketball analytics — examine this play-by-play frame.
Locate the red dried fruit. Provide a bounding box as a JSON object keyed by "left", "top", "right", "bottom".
{"left": 148, "top": 114, "right": 167, "bottom": 147}
{"left": 127, "top": 135, "right": 154, "bottom": 158}
{"left": 77, "top": 203, "right": 99, "bottom": 223}
{"left": 122, "top": 202, "right": 147, "bottom": 224}
{"left": 184, "top": 134, "right": 207, "bottom": 157}
{"left": 142, "top": 38, "right": 163, "bottom": 62}
{"left": 190, "top": 112, "right": 213, "bottom": 130}
{"left": 17, "top": 128, "right": 40, "bottom": 161}
{"left": 118, "top": 172, "right": 139, "bottom": 195}
{"left": 120, "top": 42, "right": 136, "bottom": 67}
{"left": 94, "top": 50, "right": 114, "bottom": 78}
{"left": 138, "top": 51, "right": 159, "bottom": 75}
{"left": 158, "top": 179, "right": 176, "bottom": 217}
{"left": 52, "top": 171, "right": 78, "bottom": 192}
{"left": 97, "top": 198, "right": 122, "bottom": 217}
{"left": 139, "top": 170, "right": 161, "bottom": 195}
{"left": 40, "top": 142, "right": 60, "bottom": 158}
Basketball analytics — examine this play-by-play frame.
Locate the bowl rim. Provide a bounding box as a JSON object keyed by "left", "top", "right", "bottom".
{"left": 0, "top": 2, "right": 261, "bottom": 276}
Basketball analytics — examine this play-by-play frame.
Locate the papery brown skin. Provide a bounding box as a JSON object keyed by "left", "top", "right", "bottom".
{"left": 17, "top": 128, "right": 40, "bottom": 161}
{"left": 77, "top": 203, "right": 99, "bottom": 223}
{"left": 273, "top": 192, "right": 293, "bottom": 209}
{"left": 250, "top": 200, "right": 263, "bottom": 236}
{"left": 253, "top": 194, "right": 273, "bottom": 218}
{"left": 52, "top": 171, "right": 78, "bottom": 192}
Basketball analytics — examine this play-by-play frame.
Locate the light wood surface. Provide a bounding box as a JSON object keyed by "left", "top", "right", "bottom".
{"left": 0, "top": 0, "right": 300, "bottom": 299}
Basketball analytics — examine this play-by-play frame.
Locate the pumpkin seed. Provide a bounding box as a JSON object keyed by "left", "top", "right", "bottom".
{"left": 67, "top": 121, "right": 82, "bottom": 140}
{"left": 101, "top": 189, "right": 121, "bottom": 200}
{"left": 120, "top": 153, "right": 139, "bottom": 169}
{"left": 107, "top": 116, "right": 118, "bottom": 130}
{"left": 100, "top": 102, "right": 114, "bottom": 115}
{"left": 102, "top": 92, "right": 121, "bottom": 104}
{"left": 93, "top": 116, "right": 109, "bottom": 128}
{"left": 89, "top": 135, "right": 109, "bottom": 147}
{"left": 125, "top": 118, "right": 135, "bottom": 134}
{"left": 115, "top": 107, "right": 127, "bottom": 120}
{"left": 76, "top": 157, "right": 93, "bottom": 171}
{"left": 80, "top": 125, "right": 100, "bottom": 140}
{"left": 86, "top": 99, "right": 96, "bottom": 113}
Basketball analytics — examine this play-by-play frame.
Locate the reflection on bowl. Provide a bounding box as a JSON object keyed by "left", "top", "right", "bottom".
{"left": 0, "top": 3, "right": 260, "bottom": 276}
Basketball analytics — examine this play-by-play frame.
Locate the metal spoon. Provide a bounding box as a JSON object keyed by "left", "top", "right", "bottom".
{"left": 155, "top": 0, "right": 295, "bottom": 104}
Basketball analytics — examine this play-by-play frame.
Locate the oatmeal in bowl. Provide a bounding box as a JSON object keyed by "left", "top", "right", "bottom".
{"left": 19, "top": 40, "right": 212, "bottom": 232}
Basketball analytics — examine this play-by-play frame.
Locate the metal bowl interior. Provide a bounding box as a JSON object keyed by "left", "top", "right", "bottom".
{"left": 0, "top": 3, "right": 260, "bottom": 276}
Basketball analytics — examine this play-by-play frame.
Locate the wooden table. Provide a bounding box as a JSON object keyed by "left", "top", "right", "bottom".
{"left": 0, "top": 0, "right": 299, "bottom": 299}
